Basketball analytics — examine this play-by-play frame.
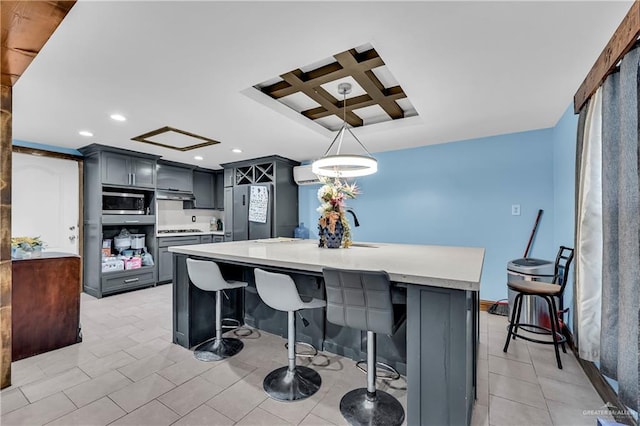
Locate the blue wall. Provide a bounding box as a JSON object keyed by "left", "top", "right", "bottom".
{"left": 551, "top": 105, "right": 578, "bottom": 328}
{"left": 12, "top": 139, "right": 83, "bottom": 156}
{"left": 300, "top": 129, "right": 558, "bottom": 301}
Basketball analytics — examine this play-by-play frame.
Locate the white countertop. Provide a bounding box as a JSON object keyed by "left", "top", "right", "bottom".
{"left": 169, "top": 238, "right": 484, "bottom": 291}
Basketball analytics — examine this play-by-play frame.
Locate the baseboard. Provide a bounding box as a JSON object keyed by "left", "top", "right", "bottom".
{"left": 566, "top": 330, "right": 637, "bottom": 425}
{"left": 480, "top": 299, "right": 495, "bottom": 312}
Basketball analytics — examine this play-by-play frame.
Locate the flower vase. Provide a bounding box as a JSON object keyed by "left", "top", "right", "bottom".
{"left": 322, "top": 220, "right": 344, "bottom": 249}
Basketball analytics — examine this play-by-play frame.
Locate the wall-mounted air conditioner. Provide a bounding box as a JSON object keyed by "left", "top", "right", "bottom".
{"left": 293, "top": 164, "right": 321, "bottom": 186}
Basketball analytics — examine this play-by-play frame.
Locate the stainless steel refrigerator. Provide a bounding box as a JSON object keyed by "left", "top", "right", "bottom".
{"left": 232, "top": 184, "right": 272, "bottom": 241}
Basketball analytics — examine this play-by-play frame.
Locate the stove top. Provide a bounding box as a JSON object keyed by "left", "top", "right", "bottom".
{"left": 158, "top": 229, "right": 202, "bottom": 234}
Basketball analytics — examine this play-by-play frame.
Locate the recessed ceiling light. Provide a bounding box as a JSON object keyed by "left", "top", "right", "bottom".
{"left": 194, "top": 155, "right": 203, "bottom": 161}
{"left": 79, "top": 130, "right": 93, "bottom": 137}
{"left": 232, "top": 148, "right": 242, "bottom": 153}
{"left": 110, "top": 113, "right": 126, "bottom": 122}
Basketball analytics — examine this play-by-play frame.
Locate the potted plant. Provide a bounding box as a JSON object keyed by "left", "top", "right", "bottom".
{"left": 11, "top": 236, "right": 44, "bottom": 258}
{"left": 317, "top": 177, "right": 359, "bottom": 248}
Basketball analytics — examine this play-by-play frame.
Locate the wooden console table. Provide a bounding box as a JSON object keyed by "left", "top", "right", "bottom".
{"left": 12, "top": 252, "right": 81, "bottom": 360}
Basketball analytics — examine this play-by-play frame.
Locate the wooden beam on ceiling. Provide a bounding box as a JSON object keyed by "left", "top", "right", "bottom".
{"left": 334, "top": 50, "right": 405, "bottom": 120}
{"left": 301, "top": 86, "right": 407, "bottom": 120}
{"left": 1, "top": 1, "right": 76, "bottom": 86}
{"left": 574, "top": 1, "right": 640, "bottom": 113}
{"left": 262, "top": 49, "right": 384, "bottom": 99}
{"left": 280, "top": 71, "right": 364, "bottom": 127}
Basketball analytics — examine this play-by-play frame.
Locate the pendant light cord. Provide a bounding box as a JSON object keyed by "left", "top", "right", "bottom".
{"left": 321, "top": 85, "right": 373, "bottom": 157}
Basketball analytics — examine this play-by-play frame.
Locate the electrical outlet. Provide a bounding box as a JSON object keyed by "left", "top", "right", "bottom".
{"left": 191, "top": 215, "right": 196, "bottom": 222}
{"left": 511, "top": 204, "right": 521, "bottom": 216}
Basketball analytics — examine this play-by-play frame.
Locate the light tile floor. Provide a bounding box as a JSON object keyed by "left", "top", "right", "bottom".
{"left": 0, "top": 285, "right": 606, "bottom": 425}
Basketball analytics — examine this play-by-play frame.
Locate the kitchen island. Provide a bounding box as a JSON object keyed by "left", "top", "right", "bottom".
{"left": 169, "top": 238, "right": 484, "bottom": 426}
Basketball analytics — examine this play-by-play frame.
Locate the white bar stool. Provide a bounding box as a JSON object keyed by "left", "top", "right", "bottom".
{"left": 186, "top": 258, "right": 248, "bottom": 361}
{"left": 254, "top": 268, "right": 326, "bottom": 401}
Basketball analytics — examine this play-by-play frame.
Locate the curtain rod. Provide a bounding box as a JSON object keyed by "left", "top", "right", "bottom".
{"left": 574, "top": 1, "right": 640, "bottom": 114}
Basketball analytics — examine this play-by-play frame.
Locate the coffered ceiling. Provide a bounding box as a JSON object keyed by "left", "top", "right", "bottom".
{"left": 11, "top": 1, "right": 633, "bottom": 169}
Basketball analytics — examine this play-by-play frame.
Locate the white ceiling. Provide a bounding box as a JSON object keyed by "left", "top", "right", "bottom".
{"left": 13, "top": 0, "right": 633, "bottom": 170}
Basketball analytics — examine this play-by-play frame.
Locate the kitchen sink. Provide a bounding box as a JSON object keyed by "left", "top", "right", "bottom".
{"left": 350, "top": 243, "right": 379, "bottom": 248}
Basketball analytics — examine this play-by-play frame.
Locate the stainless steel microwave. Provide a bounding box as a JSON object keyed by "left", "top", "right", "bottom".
{"left": 102, "top": 191, "right": 146, "bottom": 214}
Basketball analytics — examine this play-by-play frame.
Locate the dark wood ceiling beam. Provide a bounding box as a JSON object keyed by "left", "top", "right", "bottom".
{"left": 334, "top": 50, "right": 405, "bottom": 120}
{"left": 574, "top": 1, "right": 640, "bottom": 113}
{"left": 302, "top": 88, "right": 406, "bottom": 120}
{"left": 1, "top": 1, "right": 76, "bottom": 86}
{"left": 280, "top": 71, "right": 363, "bottom": 127}
{"left": 263, "top": 50, "right": 384, "bottom": 99}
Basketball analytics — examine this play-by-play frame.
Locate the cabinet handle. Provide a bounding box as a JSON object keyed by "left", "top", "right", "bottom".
{"left": 132, "top": 173, "right": 136, "bottom": 186}
{"left": 128, "top": 173, "right": 132, "bottom": 185}
{"left": 125, "top": 220, "right": 140, "bottom": 223}
{"left": 124, "top": 278, "right": 140, "bottom": 283}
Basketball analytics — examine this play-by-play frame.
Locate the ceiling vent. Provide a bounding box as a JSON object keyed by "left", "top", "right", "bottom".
{"left": 131, "top": 126, "right": 220, "bottom": 151}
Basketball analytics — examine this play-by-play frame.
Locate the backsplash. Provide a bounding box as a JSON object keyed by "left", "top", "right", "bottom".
{"left": 157, "top": 200, "right": 223, "bottom": 231}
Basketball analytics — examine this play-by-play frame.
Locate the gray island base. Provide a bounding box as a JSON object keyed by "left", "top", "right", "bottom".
{"left": 170, "top": 238, "right": 484, "bottom": 426}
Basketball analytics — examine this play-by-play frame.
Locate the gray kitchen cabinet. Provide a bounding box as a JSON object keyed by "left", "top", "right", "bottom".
{"left": 213, "top": 235, "right": 224, "bottom": 243}
{"left": 157, "top": 235, "right": 204, "bottom": 283}
{"left": 224, "top": 186, "right": 233, "bottom": 241}
{"left": 214, "top": 171, "right": 224, "bottom": 210}
{"left": 223, "top": 168, "right": 234, "bottom": 187}
{"left": 79, "top": 144, "right": 160, "bottom": 298}
{"left": 157, "top": 162, "right": 193, "bottom": 192}
{"left": 200, "top": 235, "right": 213, "bottom": 244}
{"left": 158, "top": 247, "right": 173, "bottom": 283}
{"left": 220, "top": 155, "right": 299, "bottom": 242}
{"left": 100, "top": 151, "right": 156, "bottom": 189}
{"left": 192, "top": 170, "right": 215, "bottom": 209}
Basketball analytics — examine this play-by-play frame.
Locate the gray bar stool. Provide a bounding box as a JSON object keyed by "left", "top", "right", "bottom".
{"left": 322, "top": 267, "right": 405, "bottom": 426}
{"left": 186, "top": 258, "right": 248, "bottom": 361}
{"left": 254, "top": 268, "right": 326, "bottom": 401}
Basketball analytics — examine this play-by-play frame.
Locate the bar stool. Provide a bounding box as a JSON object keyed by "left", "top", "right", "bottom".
{"left": 503, "top": 246, "right": 574, "bottom": 369}
{"left": 254, "top": 268, "right": 326, "bottom": 401}
{"left": 186, "top": 258, "right": 248, "bottom": 361}
{"left": 322, "top": 267, "right": 405, "bottom": 426}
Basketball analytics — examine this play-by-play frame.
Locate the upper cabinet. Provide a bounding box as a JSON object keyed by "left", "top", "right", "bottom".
{"left": 156, "top": 162, "right": 194, "bottom": 192}
{"left": 192, "top": 170, "right": 214, "bottom": 208}
{"left": 101, "top": 152, "right": 156, "bottom": 188}
{"left": 191, "top": 170, "right": 224, "bottom": 210}
{"left": 80, "top": 145, "right": 158, "bottom": 190}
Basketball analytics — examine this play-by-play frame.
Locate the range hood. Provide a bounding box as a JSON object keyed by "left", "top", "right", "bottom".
{"left": 156, "top": 190, "right": 195, "bottom": 201}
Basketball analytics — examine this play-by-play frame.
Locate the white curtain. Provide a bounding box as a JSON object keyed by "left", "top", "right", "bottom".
{"left": 575, "top": 87, "right": 603, "bottom": 361}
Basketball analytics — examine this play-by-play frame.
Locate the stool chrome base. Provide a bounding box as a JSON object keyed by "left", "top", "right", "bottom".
{"left": 194, "top": 337, "right": 243, "bottom": 362}
{"left": 340, "top": 388, "right": 405, "bottom": 426}
{"left": 263, "top": 365, "right": 322, "bottom": 402}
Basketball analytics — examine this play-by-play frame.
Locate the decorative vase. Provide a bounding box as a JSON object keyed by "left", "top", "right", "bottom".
{"left": 322, "top": 220, "right": 344, "bottom": 249}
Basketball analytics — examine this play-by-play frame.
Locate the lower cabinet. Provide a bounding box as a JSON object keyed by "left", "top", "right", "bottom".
{"left": 102, "top": 268, "right": 156, "bottom": 294}
{"left": 157, "top": 234, "right": 223, "bottom": 283}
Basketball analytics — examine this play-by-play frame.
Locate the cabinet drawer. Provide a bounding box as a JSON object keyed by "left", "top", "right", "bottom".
{"left": 102, "top": 268, "right": 155, "bottom": 294}
{"left": 213, "top": 235, "right": 224, "bottom": 243}
{"left": 200, "top": 235, "right": 213, "bottom": 244}
{"left": 158, "top": 236, "right": 201, "bottom": 247}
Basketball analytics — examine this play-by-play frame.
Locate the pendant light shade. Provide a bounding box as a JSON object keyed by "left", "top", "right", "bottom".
{"left": 312, "top": 83, "right": 378, "bottom": 178}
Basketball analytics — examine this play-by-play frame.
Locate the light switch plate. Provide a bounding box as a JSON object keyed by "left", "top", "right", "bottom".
{"left": 511, "top": 204, "right": 521, "bottom": 216}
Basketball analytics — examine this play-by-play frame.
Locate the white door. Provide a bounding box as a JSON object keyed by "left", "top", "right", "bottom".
{"left": 12, "top": 152, "right": 80, "bottom": 254}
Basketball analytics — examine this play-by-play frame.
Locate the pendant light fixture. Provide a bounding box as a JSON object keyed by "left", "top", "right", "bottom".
{"left": 312, "top": 83, "right": 378, "bottom": 178}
